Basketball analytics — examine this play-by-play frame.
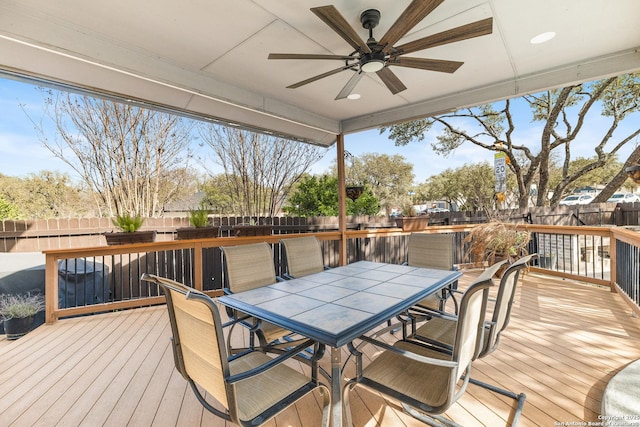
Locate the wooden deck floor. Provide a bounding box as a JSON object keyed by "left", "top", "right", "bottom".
{"left": 2, "top": 270, "right": 640, "bottom": 427}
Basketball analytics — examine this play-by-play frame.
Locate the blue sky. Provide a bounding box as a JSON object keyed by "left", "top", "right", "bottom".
{"left": 1, "top": 77, "right": 637, "bottom": 185}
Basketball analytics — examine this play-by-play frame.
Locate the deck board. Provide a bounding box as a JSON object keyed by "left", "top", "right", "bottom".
{"left": 2, "top": 270, "right": 640, "bottom": 426}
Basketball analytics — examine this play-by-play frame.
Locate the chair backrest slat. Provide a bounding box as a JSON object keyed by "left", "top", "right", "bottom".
{"left": 146, "top": 274, "right": 231, "bottom": 410}
{"left": 221, "top": 242, "right": 277, "bottom": 293}
{"left": 407, "top": 233, "right": 454, "bottom": 270}
{"left": 481, "top": 254, "right": 536, "bottom": 357}
{"left": 451, "top": 269, "right": 497, "bottom": 376}
{"left": 281, "top": 236, "right": 325, "bottom": 278}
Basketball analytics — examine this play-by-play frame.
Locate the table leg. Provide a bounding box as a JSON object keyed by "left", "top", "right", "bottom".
{"left": 330, "top": 346, "right": 344, "bottom": 427}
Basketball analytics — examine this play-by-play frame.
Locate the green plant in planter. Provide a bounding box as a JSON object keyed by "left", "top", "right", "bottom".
{"left": 401, "top": 203, "right": 418, "bottom": 217}
{"left": 1, "top": 292, "right": 45, "bottom": 340}
{"left": 112, "top": 214, "right": 144, "bottom": 232}
{"left": 188, "top": 208, "right": 210, "bottom": 228}
{"left": 0, "top": 293, "right": 45, "bottom": 319}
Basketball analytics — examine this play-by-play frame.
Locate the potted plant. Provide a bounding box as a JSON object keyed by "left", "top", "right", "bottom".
{"left": 0, "top": 292, "right": 45, "bottom": 340}
{"left": 232, "top": 219, "right": 273, "bottom": 237}
{"left": 176, "top": 207, "right": 220, "bottom": 240}
{"left": 463, "top": 220, "right": 531, "bottom": 274}
{"left": 394, "top": 203, "right": 429, "bottom": 231}
{"left": 104, "top": 214, "right": 157, "bottom": 245}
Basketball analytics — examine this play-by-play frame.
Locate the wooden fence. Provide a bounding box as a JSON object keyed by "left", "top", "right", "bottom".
{"left": 2, "top": 202, "right": 638, "bottom": 253}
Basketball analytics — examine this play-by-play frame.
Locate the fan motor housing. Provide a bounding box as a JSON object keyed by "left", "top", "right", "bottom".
{"left": 360, "top": 9, "right": 381, "bottom": 30}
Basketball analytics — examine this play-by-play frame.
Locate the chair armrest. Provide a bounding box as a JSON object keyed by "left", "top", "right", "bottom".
{"left": 226, "top": 339, "right": 319, "bottom": 383}
{"left": 355, "top": 336, "right": 458, "bottom": 368}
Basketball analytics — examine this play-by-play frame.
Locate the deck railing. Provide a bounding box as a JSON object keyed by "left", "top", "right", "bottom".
{"left": 43, "top": 224, "right": 640, "bottom": 323}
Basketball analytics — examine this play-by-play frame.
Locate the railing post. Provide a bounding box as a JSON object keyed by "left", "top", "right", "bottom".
{"left": 194, "top": 242, "right": 203, "bottom": 291}
{"left": 45, "top": 253, "right": 59, "bottom": 324}
{"left": 609, "top": 228, "right": 617, "bottom": 292}
{"left": 336, "top": 133, "right": 347, "bottom": 266}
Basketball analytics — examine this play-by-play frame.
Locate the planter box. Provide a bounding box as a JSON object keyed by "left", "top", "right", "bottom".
{"left": 175, "top": 226, "right": 220, "bottom": 240}
{"left": 104, "top": 230, "right": 157, "bottom": 245}
{"left": 232, "top": 225, "right": 272, "bottom": 237}
{"left": 394, "top": 217, "right": 429, "bottom": 231}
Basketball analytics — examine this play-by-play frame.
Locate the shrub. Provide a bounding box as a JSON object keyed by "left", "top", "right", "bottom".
{"left": 188, "top": 208, "right": 210, "bottom": 228}
{"left": 0, "top": 293, "right": 45, "bottom": 319}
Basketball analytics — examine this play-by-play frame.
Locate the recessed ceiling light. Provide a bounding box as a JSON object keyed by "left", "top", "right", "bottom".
{"left": 530, "top": 31, "right": 556, "bottom": 44}
{"left": 347, "top": 93, "right": 361, "bottom": 100}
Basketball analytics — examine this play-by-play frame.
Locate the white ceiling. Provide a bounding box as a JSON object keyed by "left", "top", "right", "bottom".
{"left": 1, "top": 0, "right": 639, "bottom": 147}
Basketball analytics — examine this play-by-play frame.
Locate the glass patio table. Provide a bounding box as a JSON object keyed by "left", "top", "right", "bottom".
{"left": 217, "top": 260, "right": 462, "bottom": 427}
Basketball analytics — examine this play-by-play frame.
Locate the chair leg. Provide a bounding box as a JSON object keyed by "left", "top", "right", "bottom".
{"left": 469, "top": 378, "right": 526, "bottom": 426}
{"left": 402, "top": 403, "right": 464, "bottom": 427}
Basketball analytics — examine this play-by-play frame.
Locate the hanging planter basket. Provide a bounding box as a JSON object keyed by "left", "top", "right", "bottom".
{"left": 345, "top": 186, "right": 365, "bottom": 201}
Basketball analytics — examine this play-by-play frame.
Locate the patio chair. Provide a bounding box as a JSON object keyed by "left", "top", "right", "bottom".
{"left": 389, "top": 232, "right": 460, "bottom": 336}
{"left": 409, "top": 254, "right": 537, "bottom": 426}
{"left": 406, "top": 232, "right": 459, "bottom": 312}
{"left": 140, "top": 273, "right": 330, "bottom": 427}
{"left": 344, "top": 264, "right": 498, "bottom": 427}
{"left": 280, "top": 235, "right": 329, "bottom": 279}
{"left": 221, "top": 242, "right": 293, "bottom": 349}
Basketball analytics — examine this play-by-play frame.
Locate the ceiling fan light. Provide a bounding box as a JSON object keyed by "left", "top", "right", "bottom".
{"left": 361, "top": 60, "right": 384, "bottom": 73}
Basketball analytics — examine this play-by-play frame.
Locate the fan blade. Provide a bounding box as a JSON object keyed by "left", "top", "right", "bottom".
{"left": 269, "top": 53, "right": 356, "bottom": 61}
{"left": 286, "top": 64, "right": 356, "bottom": 89}
{"left": 394, "top": 17, "right": 493, "bottom": 55}
{"left": 376, "top": 67, "right": 407, "bottom": 95}
{"left": 379, "top": 0, "right": 445, "bottom": 54}
{"left": 311, "top": 5, "right": 371, "bottom": 53}
{"left": 335, "top": 71, "right": 364, "bottom": 100}
{"left": 391, "top": 57, "right": 463, "bottom": 73}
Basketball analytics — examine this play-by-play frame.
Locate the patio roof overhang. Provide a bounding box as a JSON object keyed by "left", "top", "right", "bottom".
{"left": 0, "top": 0, "right": 639, "bottom": 148}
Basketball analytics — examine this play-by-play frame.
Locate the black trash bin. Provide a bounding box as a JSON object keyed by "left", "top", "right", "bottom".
{"left": 58, "top": 258, "right": 110, "bottom": 308}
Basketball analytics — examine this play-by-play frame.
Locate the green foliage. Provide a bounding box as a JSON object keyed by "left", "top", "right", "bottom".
{"left": 334, "top": 153, "right": 414, "bottom": 215}
{"left": 350, "top": 191, "right": 381, "bottom": 215}
{"left": 188, "top": 207, "right": 210, "bottom": 228}
{"left": 200, "top": 174, "right": 239, "bottom": 214}
{"left": 112, "top": 214, "right": 144, "bottom": 232}
{"left": 0, "top": 171, "right": 88, "bottom": 219}
{"left": 0, "top": 293, "right": 45, "bottom": 319}
{"left": 0, "top": 195, "right": 21, "bottom": 219}
{"left": 283, "top": 174, "right": 380, "bottom": 216}
{"left": 424, "top": 162, "right": 506, "bottom": 212}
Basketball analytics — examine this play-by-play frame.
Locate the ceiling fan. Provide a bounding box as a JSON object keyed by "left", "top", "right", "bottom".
{"left": 268, "top": 0, "right": 493, "bottom": 100}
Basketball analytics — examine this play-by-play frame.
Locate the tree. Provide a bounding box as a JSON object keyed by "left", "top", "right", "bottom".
{"left": 0, "top": 195, "right": 20, "bottom": 219}
{"left": 198, "top": 125, "right": 324, "bottom": 217}
{"left": 336, "top": 153, "right": 414, "bottom": 215}
{"left": 283, "top": 175, "right": 380, "bottom": 216}
{"left": 29, "top": 91, "right": 194, "bottom": 217}
{"left": 383, "top": 73, "right": 640, "bottom": 207}
{"left": 424, "top": 163, "right": 497, "bottom": 212}
{"left": 549, "top": 155, "right": 625, "bottom": 193}
{"left": 0, "top": 171, "right": 89, "bottom": 219}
